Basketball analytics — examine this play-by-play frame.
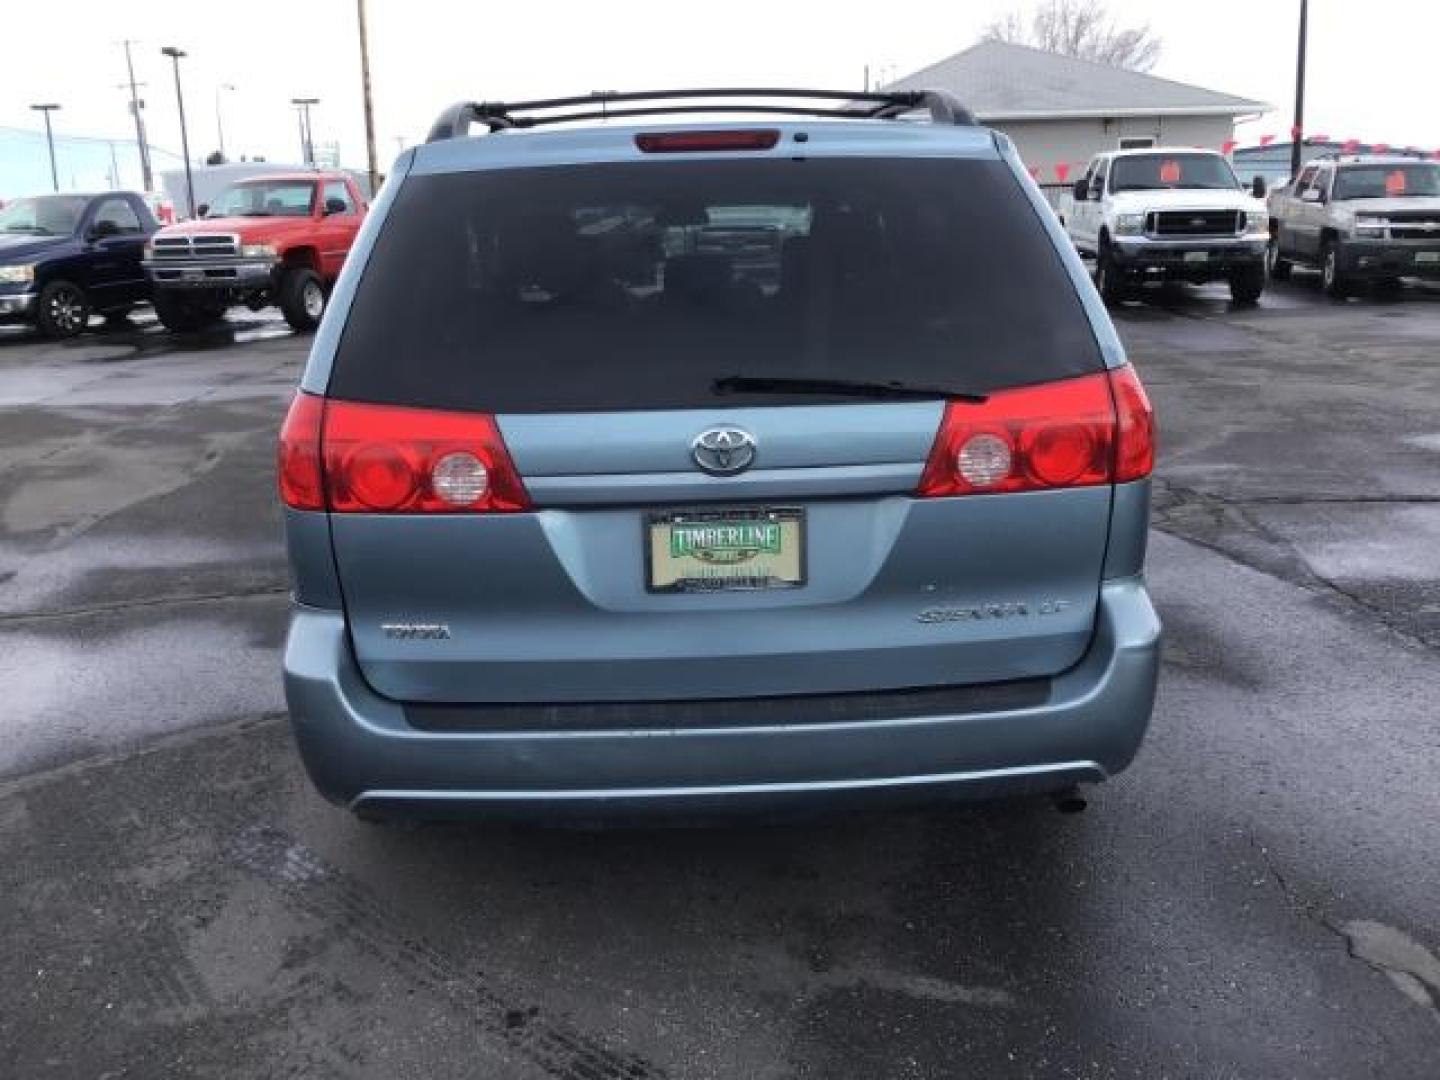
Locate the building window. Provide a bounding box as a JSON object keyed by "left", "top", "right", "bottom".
{"left": 1118, "top": 137, "right": 1156, "bottom": 150}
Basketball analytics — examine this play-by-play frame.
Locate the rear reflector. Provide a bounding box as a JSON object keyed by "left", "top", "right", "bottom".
{"left": 635, "top": 129, "right": 781, "bottom": 153}
{"left": 916, "top": 366, "right": 1154, "bottom": 497}
{"left": 277, "top": 394, "right": 530, "bottom": 513}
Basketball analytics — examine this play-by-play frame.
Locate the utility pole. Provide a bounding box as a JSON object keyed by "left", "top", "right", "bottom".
{"left": 216, "top": 83, "right": 235, "bottom": 160}
{"left": 356, "top": 0, "right": 379, "bottom": 193}
{"left": 123, "top": 40, "right": 154, "bottom": 191}
{"left": 292, "top": 98, "right": 319, "bottom": 165}
{"left": 161, "top": 46, "right": 197, "bottom": 218}
{"left": 1289, "top": 0, "right": 1309, "bottom": 181}
{"left": 30, "top": 104, "right": 61, "bottom": 192}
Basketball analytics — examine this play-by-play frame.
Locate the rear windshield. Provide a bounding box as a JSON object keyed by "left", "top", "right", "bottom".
{"left": 331, "top": 157, "right": 1102, "bottom": 413}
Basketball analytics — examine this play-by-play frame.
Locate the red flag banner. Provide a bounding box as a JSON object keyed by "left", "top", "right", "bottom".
{"left": 1290, "top": 125, "right": 1302, "bottom": 139}
{"left": 1374, "top": 143, "right": 1390, "bottom": 154}
{"left": 1027, "top": 165, "right": 1040, "bottom": 180}
{"left": 1055, "top": 162, "right": 1071, "bottom": 182}
{"left": 1311, "top": 133, "right": 1330, "bottom": 143}
{"left": 1341, "top": 139, "right": 1360, "bottom": 153}
{"left": 1221, "top": 139, "right": 1237, "bottom": 155}
{"left": 1259, "top": 134, "right": 1275, "bottom": 146}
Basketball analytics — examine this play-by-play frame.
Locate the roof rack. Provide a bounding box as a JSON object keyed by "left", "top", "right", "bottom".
{"left": 425, "top": 87, "right": 977, "bottom": 143}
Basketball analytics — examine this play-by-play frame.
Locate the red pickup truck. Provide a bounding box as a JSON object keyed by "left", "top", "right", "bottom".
{"left": 143, "top": 171, "right": 366, "bottom": 332}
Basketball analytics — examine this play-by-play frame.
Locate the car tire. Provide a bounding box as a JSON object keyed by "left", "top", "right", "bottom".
{"left": 1095, "top": 242, "right": 1127, "bottom": 305}
{"left": 1321, "top": 239, "right": 1349, "bottom": 299}
{"left": 153, "top": 291, "right": 224, "bottom": 333}
{"left": 1229, "top": 265, "right": 1265, "bottom": 306}
{"left": 280, "top": 267, "right": 326, "bottom": 332}
{"left": 35, "top": 280, "right": 91, "bottom": 339}
{"left": 1265, "top": 235, "right": 1291, "bottom": 280}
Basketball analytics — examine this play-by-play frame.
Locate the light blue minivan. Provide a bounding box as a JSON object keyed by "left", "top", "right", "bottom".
{"left": 278, "top": 88, "right": 1160, "bottom": 821}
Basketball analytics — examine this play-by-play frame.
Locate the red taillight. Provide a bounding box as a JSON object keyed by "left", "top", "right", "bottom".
{"left": 278, "top": 392, "right": 325, "bottom": 510}
{"left": 916, "top": 366, "right": 1154, "bottom": 497}
{"left": 635, "top": 129, "right": 780, "bottom": 153}
{"left": 276, "top": 394, "right": 531, "bottom": 513}
{"left": 1109, "top": 364, "right": 1155, "bottom": 482}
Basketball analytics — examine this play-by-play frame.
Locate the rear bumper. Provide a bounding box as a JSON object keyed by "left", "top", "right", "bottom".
{"left": 282, "top": 577, "right": 1161, "bottom": 820}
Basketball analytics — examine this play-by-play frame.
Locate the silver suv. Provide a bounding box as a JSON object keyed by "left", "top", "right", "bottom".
{"left": 277, "top": 88, "right": 1161, "bottom": 822}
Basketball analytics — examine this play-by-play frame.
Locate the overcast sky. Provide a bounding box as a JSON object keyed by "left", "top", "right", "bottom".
{"left": 1, "top": 0, "right": 1435, "bottom": 173}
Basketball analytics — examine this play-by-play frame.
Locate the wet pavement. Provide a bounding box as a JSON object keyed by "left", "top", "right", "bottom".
{"left": 1, "top": 281, "right": 1438, "bottom": 1077}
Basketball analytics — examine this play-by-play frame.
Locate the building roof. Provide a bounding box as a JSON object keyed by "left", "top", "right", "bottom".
{"left": 886, "top": 41, "right": 1267, "bottom": 122}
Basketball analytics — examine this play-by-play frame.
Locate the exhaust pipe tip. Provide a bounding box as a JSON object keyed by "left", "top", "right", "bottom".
{"left": 1052, "top": 785, "right": 1088, "bottom": 814}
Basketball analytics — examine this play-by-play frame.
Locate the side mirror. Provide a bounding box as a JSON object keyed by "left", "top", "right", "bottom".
{"left": 88, "top": 219, "right": 120, "bottom": 240}
{"left": 197, "top": 204, "right": 210, "bottom": 218}
{"left": 1301, "top": 188, "right": 1322, "bottom": 203}
{"left": 1072, "top": 178, "right": 1088, "bottom": 201}
{"left": 324, "top": 197, "right": 348, "bottom": 216}
{"left": 1251, "top": 175, "right": 1267, "bottom": 198}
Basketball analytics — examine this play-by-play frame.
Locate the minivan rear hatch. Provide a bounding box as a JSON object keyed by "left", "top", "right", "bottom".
{"left": 320, "top": 133, "right": 1119, "bottom": 704}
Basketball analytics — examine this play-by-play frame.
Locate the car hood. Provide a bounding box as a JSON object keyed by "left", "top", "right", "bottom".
{"left": 154, "top": 216, "right": 316, "bottom": 242}
{"left": 1337, "top": 197, "right": 1440, "bottom": 216}
{"left": 1110, "top": 188, "right": 1264, "bottom": 213}
{"left": 0, "top": 232, "right": 69, "bottom": 262}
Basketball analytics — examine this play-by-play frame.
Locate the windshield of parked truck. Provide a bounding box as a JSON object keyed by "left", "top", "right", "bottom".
{"left": 1334, "top": 164, "right": 1440, "bottom": 200}
{"left": 0, "top": 195, "right": 89, "bottom": 235}
{"left": 206, "top": 180, "right": 315, "bottom": 218}
{"left": 1110, "top": 153, "right": 1239, "bottom": 192}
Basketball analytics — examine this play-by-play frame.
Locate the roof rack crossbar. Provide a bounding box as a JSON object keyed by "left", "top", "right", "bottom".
{"left": 425, "top": 87, "right": 977, "bottom": 142}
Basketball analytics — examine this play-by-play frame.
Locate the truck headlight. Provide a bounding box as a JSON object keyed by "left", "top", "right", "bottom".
{"left": 0, "top": 264, "right": 35, "bottom": 285}
{"left": 1245, "top": 210, "right": 1268, "bottom": 234}
{"left": 240, "top": 243, "right": 278, "bottom": 259}
{"left": 1114, "top": 213, "right": 1146, "bottom": 236}
{"left": 1352, "top": 217, "right": 1386, "bottom": 239}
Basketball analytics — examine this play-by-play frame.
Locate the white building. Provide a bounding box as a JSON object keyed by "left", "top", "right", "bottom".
{"left": 887, "top": 42, "right": 1268, "bottom": 184}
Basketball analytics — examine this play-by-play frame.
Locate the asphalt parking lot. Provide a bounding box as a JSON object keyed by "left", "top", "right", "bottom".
{"left": 2, "top": 275, "right": 1438, "bottom": 1078}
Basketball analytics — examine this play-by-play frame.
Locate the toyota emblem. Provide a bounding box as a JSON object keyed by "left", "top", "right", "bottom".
{"left": 691, "top": 426, "right": 757, "bottom": 475}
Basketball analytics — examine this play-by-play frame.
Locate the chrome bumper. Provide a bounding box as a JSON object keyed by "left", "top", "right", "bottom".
{"left": 0, "top": 291, "right": 37, "bottom": 318}
{"left": 145, "top": 259, "right": 277, "bottom": 289}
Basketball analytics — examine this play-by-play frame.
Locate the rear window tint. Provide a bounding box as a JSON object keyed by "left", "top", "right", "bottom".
{"left": 331, "top": 157, "right": 1101, "bottom": 413}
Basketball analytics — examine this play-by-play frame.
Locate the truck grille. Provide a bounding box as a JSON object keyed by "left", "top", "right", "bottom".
{"left": 1386, "top": 212, "right": 1440, "bottom": 241}
{"left": 150, "top": 234, "right": 240, "bottom": 260}
{"left": 1146, "top": 210, "right": 1243, "bottom": 237}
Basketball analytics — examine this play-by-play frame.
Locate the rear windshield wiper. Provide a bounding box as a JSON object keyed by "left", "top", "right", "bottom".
{"left": 714, "top": 375, "right": 988, "bottom": 403}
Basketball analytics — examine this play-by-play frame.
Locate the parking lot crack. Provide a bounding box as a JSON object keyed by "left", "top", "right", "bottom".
{"left": 0, "top": 585, "right": 288, "bottom": 625}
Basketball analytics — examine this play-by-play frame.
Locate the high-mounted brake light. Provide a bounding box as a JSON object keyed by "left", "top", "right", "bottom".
{"left": 276, "top": 393, "right": 530, "bottom": 513}
{"left": 635, "top": 129, "right": 781, "bottom": 153}
{"left": 916, "top": 366, "right": 1154, "bottom": 498}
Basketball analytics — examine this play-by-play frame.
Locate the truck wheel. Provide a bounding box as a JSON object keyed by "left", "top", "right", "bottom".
{"left": 1095, "top": 244, "right": 1127, "bottom": 305}
{"left": 1320, "top": 240, "right": 1349, "bottom": 299}
{"left": 1229, "top": 265, "right": 1265, "bottom": 306}
{"left": 153, "top": 291, "right": 225, "bottom": 333}
{"left": 1265, "top": 235, "right": 1291, "bottom": 281}
{"left": 280, "top": 268, "right": 326, "bottom": 332}
{"left": 35, "top": 280, "right": 91, "bottom": 339}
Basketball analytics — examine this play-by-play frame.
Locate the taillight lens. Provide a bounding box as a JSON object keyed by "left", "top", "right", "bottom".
{"left": 1109, "top": 364, "right": 1155, "bottom": 482}
{"left": 276, "top": 393, "right": 530, "bottom": 513}
{"left": 277, "top": 392, "right": 325, "bottom": 510}
{"left": 916, "top": 367, "right": 1154, "bottom": 497}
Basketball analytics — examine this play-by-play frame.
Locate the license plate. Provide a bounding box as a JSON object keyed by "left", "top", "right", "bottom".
{"left": 646, "top": 508, "right": 805, "bottom": 593}
{"left": 1416, "top": 251, "right": 1440, "bottom": 265}
{"left": 181, "top": 267, "right": 205, "bottom": 280}
{"left": 1183, "top": 251, "right": 1209, "bottom": 263}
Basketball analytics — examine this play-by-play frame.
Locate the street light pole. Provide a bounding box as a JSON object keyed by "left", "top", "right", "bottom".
{"left": 356, "top": 0, "right": 379, "bottom": 193}
{"left": 216, "top": 83, "right": 235, "bottom": 161}
{"left": 29, "top": 104, "right": 61, "bottom": 192}
{"left": 1289, "top": 0, "right": 1309, "bottom": 181}
{"left": 161, "top": 46, "right": 197, "bottom": 218}
{"left": 122, "top": 40, "right": 154, "bottom": 191}
{"left": 291, "top": 98, "right": 319, "bottom": 165}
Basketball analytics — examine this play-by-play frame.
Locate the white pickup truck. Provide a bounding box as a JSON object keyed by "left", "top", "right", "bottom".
{"left": 1059, "top": 148, "right": 1270, "bottom": 305}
